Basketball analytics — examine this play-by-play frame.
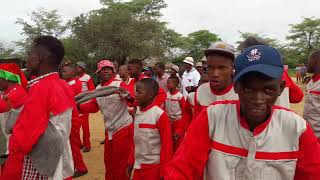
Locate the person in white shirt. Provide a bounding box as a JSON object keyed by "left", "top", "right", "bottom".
{"left": 181, "top": 57, "right": 200, "bottom": 97}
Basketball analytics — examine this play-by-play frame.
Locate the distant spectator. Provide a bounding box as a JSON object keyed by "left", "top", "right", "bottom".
{"left": 301, "top": 63, "right": 307, "bottom": 82}
{"left": 181, "top": 57, "right": 200, "bottom": 97}
{"left": 296, "top": 65, "right": 302, "bottom": 82}
{"left": 155, "top": 62, "right": 170, "bottom": 92}
{"left": 196, "top": 62, "right": 204, "bottom": 75}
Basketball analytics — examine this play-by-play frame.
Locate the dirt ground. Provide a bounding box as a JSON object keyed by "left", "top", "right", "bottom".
{"left": 78, "top": 113, "right": 105, "bottom": 180}
{"left": 77, "top": 82, "right": 306, "bottom": 180}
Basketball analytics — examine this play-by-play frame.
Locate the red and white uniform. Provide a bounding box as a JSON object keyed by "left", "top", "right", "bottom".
{"left": 182, "top": 92, "right": 195, "bottom": 131}
{"left": 2, "top": 73, "right": 75, "bottom": 180}
{"left": 275, "top": 69, "right": 304, "bottom": 108}
{"left": 80, "top": 76, "right": 133, "bottom": 180}
{"left": 165, "top": 90, "right": 186, "bottom": 152}
{"left": 78, "top": 73, "right": 95, "bottom": 149}
{"left": 128, "top": 74, "right": 167, "bottom": 109}
{"left": 66, "top": 78, "right": 87, "bottom": 173}
{"left": 194, "top": 82, "right": 238, "bottom": 116}
{"left": 129, "top": 104, "right": 172, "bottom": 180}
{"left": 303, "top": 74, "right": 320, "bottom": 139}
{"left": 165, "top": 100, "right": 320, "bottom": 180}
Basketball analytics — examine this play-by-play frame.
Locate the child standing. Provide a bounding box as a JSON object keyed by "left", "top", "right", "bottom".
{"left": 128, "top": 78, "right": 172, "bottom": 180}
{"left": 165, "top": 76, "right": 185, "bottom": 153}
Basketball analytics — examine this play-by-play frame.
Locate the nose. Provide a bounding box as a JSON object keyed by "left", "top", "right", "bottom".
{"left": 250, "top": 91, "right": 266, "bottom": 105}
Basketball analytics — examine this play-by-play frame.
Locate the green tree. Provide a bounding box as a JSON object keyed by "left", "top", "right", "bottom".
{"left": 286, "top": 17, "right": 320, "bottom": 64}
{"left": 183, "top": 30, "right": 221, "bottom": 61}
{"left": 15, "top": 8, "right": 69, "bottom": 54}
{"left": 69, "top": 0, "right": 180, "bottom": 67}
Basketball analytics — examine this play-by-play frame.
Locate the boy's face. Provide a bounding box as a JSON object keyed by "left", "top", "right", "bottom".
{"left": 135, "top": 82, "right": 153, "bottom": 107}
{"left": 307, "top": 57, "right": 317, "bottom": 73}
{"left": 207, "top": 55, "right": 234, "bottom": 91}
{"left": 76, "top": 66, "right": 84, "bottom": 75}
{"left": 0, "top": 78, "right": 9, "bottom": 91}
{"left": 118, "top": 66, "right": 128, "bottom": 78}
{"left": 167, "top": 78, "right": 177, "bottom": 90}
{"left": 98, "top": 66, "right": 114, "bottom": 82}
{"left": 235, "top": 73, "right": 284, "bottom": 125}
{"left": 127, "top": 63, "right": 141, "bottom": 78}
{"left": 155, "top": 66, "right": 163, "bottom": 75}
{"left": 61, "top": 66, "right": 75, "bottom": 80}
{"left": 26, "top": 47, "right": 41, "bottom": 76}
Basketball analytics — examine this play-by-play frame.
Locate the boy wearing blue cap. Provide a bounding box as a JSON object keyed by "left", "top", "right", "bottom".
{"left": 165, "top": 45, "right": 320, "bottom": 180}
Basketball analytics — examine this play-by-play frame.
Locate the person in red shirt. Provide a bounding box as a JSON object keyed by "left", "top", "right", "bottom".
{"left": 0, "top": 63, "right": 28, "bottom": 174}
{"left": 239, "top": 36, "right": 304, "bottom": 108}
{"left": 76, "top": 61, "right": 95, "bottom": 152}
{"left": 165, "top": 45, "right": 320, "bottom": 180}
{"left": 61, "top": 64, "right": 88, "bottom": 177}
{"left": 127, "top": 59, "right": 166, "bottom": 110}
{"left": 79, "top": 60, "right": 134, "bottom": 180}
{"left": 193, "top": 42, "right": 238, "bottom": 116}
{"left": 1, "top": 36, "right": 75, "bottom": 180}
{"left": 128, "top": 78, "right": 172, "bottom": 180}
{"left": 165, "top": 76, "right": 186, "bottom": 153}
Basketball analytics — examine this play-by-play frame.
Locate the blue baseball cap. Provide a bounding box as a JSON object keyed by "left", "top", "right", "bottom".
{"left": 234, "top": 45, "right": 283, "bottom": 82}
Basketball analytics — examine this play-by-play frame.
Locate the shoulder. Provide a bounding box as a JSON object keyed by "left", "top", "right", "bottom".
{"left": 273, "top": 106, "right": 307, "bottom": 131}
{"left": 79, "top": 74, "right": 92, "bottom": 81}
{"left": 197, "top": 82, "right": 210, "bottom": 92}
{"left": 207, "top": 100, "right": 239, "bottom": 113}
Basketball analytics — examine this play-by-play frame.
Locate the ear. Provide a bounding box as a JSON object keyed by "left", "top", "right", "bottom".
{"left": 279, "top": 80, "right": 285, "bottom": 96}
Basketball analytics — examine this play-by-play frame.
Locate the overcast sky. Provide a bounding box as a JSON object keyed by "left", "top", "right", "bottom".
{"left": 1, "top": 0, "right": 319, "bottom": 46}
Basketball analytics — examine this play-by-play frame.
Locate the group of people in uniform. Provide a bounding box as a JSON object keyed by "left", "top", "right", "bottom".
{"left": 0, "top": 35, "right": 320, "bottom": 180}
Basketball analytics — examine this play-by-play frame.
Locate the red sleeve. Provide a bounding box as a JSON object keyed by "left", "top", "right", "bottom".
{"left": 87, "top": 77, "right": 95, "bottom": 91}
{"left": 193, "top": 90, "right": 202, "bottom": 117}
{"left": 154, "top": 88, "right": 167, "bottom": 108}
{"left": 0, "top": 98, "right": 10, "bottom": 113}
{"left": 173, "top": 97, "right": 187, "bottom": 135}
{"left": 3, "top": 84, "right": 52, "bottom": 178}
{"left": 282, "top": 70, "right": 304, "bottom": 103}
{"left": 79, "top": 99, "right": 100, "bottom": 114}
{"left": 128, "top": 144, "right": 135, "bottom": 166}
{"left": 164, "top": 109, "right": 211, "bottom": 180}
{"left": 182, "top": 98, "right": 193, "bottom": 133}
{"left": 157, "top": 112, "right": 173, "bottom": 177}
{"left": 294, "top": 124, "right": 320, "bottom": 180}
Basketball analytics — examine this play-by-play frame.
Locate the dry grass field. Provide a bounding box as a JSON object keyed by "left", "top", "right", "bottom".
{"left": 77, "top": 81, "right": 306, "bottom": 180}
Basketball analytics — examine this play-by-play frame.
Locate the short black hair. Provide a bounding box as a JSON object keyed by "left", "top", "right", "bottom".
{"left": 155, "top": 62, "right": 165, "bottom": 70}
{"left": 168, "top": 75, "right": 180, "bottom": 85}
{"left": 310, "top": 49, "right": 320, "bottom": 60}
{"left": 138, "top": 78, "right": 159, "bottom": 99}
{"left": 32, "top": 36, "right": 65, "bottom": 65}
{"left": 239, "top": 36, "right": 268, "bottom": 52}
{"left": 128, "top": 59, "right": 143, "bottom": 68}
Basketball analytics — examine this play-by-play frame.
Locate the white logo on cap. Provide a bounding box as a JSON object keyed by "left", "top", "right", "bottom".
{"left": 247, "top": 49, "right": 261, "bottom": 62}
